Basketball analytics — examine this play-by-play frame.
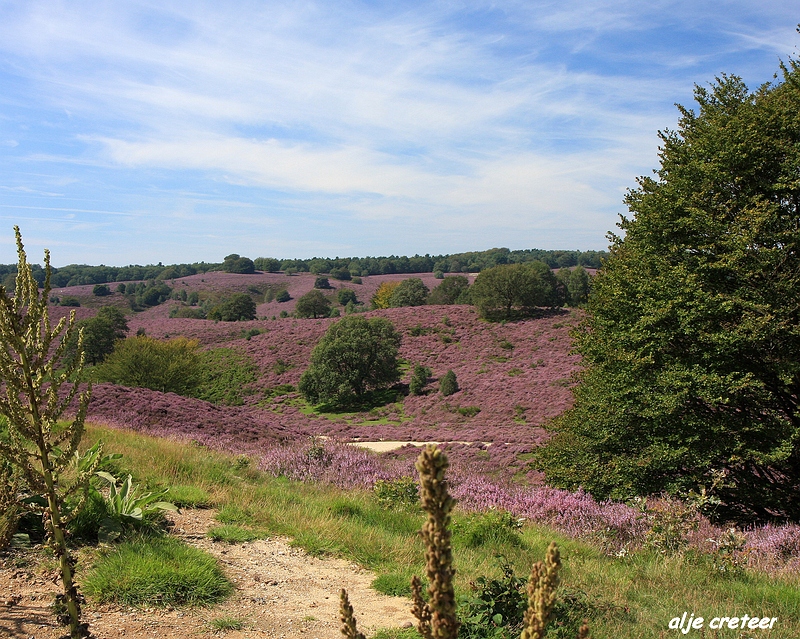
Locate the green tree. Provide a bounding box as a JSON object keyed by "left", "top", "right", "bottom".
{"left": 469, "top": 262, "right": 556, "bottom": 320}
{"left": 337, "top": 288, "right": 358, "bottom": 306}
{"left": 295, "top": 289, "right": 332, "bottom": 318}
{"left": 388, "top": 277, "right": 429, "bottom": 307}
{"left": 0, "top": 227, "right": 100, "bottom": 638}
{"left": 535, "top": 66, "right": 800, "bottom": 522}
{"left": 427, "top": 275, "right": 470, "bottom": 305}
{"left": 254, "top": 257, "right": 281, "bottom": 272}
{"left": 68, "top": 306, "right": 129, "bottom": 365}
{"left": 222, "top": 254, "right": 256, "bottom": 274}
{"left": 92, "top": 284, "right": 111, "bottom": 296}
{"left": 371, "top": 281, "right": 400, "bottom": 309}
{"left": 409, "top": 364, "right": 432, "bottom": 395}
{"left": 298, "top": 316, "right": 401, "bottom": 404}
{"left": 567, "top": 266, "right": 590, "bottom": 307}
{"left": 97, "top": 336, "right": 203, "bottom": 396}
{"left": 207, "top": 293, "right": 257, "bottom": 321}
{"left": 314, "top": 277, "right": 331, "bottom": 289}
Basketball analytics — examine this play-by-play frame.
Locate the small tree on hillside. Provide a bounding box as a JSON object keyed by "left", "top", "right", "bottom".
{"left": 299, "top": 316, "right": 401, "bottom": 404}
{"left": 207, "top": 293, "right": 257, "bottom": 321}
{"left": 0, "top": 227, "right": 99, "bottom": 638}
{"left": 427, "top": 275, "right": 470, "bottom": 305}
{"left": 439, "top": 370, "right": 458, "bottom": 396}
{"left": 388, "top": 278, "right": 429, "bottom": 307}
{"left": 296, "top": 289, "right": 332, "bottom": 318}
{"left": 67, "top": 306, "right": 129, "bottom": 365}
{"left": 371, "top": 281, "right": 400, "bottom": 309}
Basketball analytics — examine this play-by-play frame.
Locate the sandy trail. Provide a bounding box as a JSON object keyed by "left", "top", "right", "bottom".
{"left": 0, "top": 509, "right": 415, "bottom": 639}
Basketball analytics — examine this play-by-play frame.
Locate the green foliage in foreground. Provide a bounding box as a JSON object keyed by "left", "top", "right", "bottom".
{"left": 84, "top": 536, "right": 232, "bottom": 606}
{"left": 84, "top": 425, "right": 800, "bottom": 639}
{"left": 535, "top": 63, "right": 800, "bottom": 523}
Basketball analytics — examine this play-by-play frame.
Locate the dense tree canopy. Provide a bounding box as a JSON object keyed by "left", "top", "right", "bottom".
{"left": 295, "top": 289, "right": 332, "bottom": 318}
{"left": 388, "top": 277, "right": 429, "bottom": 307}
{"left": 427, "top": 275, "right": 470, "bottom": 305}
{"left": 69, "top": 306, "right": 129, "bottom": 365}
{"left": 469, "top": 262, "right": 557, "bottom": 320}
{"left": 536, "top": 65, "right": 800, "bottom": 522}
{"left": 207, "top": 293, "right": 257, "bottom": 321}
{"left": 298, "top": 316, "right": 401, "bottom": 404}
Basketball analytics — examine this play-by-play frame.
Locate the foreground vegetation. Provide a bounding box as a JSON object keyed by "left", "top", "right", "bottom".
{"left": 73, "top": 423, "right": 800, "bottom": 639}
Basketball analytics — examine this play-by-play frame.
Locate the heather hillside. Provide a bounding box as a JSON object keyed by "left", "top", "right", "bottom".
{"left": 53, "top": 272, "right": 581, "bottom": 482}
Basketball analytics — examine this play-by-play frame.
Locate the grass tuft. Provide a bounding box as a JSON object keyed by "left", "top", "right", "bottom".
{"left": 207, "top": 524, "right": 263, "bottom": 543}
{"left": 84, "top": 536, "right": 232, "bottom": 607}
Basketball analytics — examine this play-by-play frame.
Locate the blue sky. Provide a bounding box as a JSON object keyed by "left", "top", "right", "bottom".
{"left": 0, "top": 1, "right": 796, "bottom": 266}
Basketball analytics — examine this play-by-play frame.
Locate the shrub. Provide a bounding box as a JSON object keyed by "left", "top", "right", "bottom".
{"left": 92, "top": 284, "right": 111, "bottom": 296}
{"left": 440, "top": 370, "right": 459, "bottom": 396}
{"left": 60, "top": 295, "right": 81, "bottom": 307}
{"left": 196, "top": 348, "right": 258, "bottom": 405}
{"left": 330, "top": 267, "right": 351, "bottom": 281}
{"left": 116, "top": 283, "right": 126, "bottom": 294}
{"left": 409, "top": 364, "right": 431, "bottom": 396}
{"left": 169, "top": 306, "right": 206, "bottom": 319}
{"left": 84, "top": 536, "right": 232, "bottom": 606}
{"left": 276, "top": 289, "right": 290, "bottom": 303}
{"left": 97, "top": 336, "right": 203, "bottom": 396}
{"left": 371, "top": 281, "right": 400, "bottom": 309}
{"left": 374, "top": 477, "right": 419, "bottom": 509}
{"left": 67, "top": 306, "right": 129, "bottom": 365}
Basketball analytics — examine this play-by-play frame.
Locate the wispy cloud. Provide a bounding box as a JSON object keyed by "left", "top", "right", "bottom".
{"left": 0, "top": 1, "right": 795, "bottom": 264}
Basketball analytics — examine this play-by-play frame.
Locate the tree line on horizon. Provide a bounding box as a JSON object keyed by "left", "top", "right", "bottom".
{"left": 0, "top": 246, "right": 607, "bottom": 289}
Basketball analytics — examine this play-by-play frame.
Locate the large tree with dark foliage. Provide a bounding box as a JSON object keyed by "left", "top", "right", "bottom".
{"left": 299, "top": 316, "right": 401, "bottom": 404}
{"left": 536, "top": 63, "right": 800, "bottom": 522}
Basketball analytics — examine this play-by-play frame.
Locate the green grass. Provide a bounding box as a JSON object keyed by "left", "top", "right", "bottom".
{"left": 166, "top": 484, "right": 213, "bottom": 508}
{"left": 83, "top": 536, "right": 232, "bottom": 606}
{"left": 209, "top": 615, "right": 245, "bottom": 631}
{"left": 82, "top": 424, "right": 800, "bottom": 638}
{"left": 207, "top": 524, "right": 264, "bottom": 543}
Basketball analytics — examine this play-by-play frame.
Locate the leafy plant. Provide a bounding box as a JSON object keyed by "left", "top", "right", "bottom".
{"left": 339, "top": 446, "right": 589, "bottom": 639}
{"left": 94, "top": 472, "right": 178, "bottom": 542}
{"left": 374, "top": 477, "right": 419, "bottom": 509}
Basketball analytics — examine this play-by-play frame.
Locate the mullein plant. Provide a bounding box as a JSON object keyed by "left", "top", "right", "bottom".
{"left": 339, "top": 444, "right": 590, "bottom": 639}
{"left": 0, "top": 227, "right": 100, "bottom": 639}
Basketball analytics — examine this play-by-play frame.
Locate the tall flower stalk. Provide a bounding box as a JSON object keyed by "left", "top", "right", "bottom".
{"left": 0, "top": 227, "right": 97, "bottom": 638}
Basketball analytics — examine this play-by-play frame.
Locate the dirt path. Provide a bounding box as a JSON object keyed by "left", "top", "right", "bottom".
{"left": 0, "top": 509, "right": 415, "bottom": 639}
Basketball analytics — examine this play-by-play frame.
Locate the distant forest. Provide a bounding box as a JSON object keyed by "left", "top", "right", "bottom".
{"left": 1, "top": 247, "right": 606, "bottom": 288}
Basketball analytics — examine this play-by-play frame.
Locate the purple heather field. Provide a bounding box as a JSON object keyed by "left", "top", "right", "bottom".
{"left": 56, "top": 271, "right": 800, "bottom": 572}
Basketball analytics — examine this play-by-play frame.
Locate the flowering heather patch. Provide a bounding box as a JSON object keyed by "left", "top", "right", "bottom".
{"left": 743, "top": 523, "right": 800, "bottom": 574}
{"left": 85, "top": 383, "right": 291, "bottom": 445}
{"left": 257, "top": 438, "right": 401, "bottom": 489}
